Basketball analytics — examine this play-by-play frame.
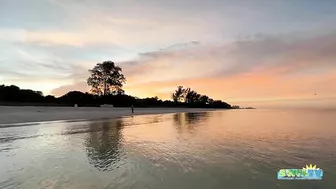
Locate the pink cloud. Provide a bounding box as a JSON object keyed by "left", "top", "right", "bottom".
{"left": 48, "top": 32, "right": 336, "bottom": 108}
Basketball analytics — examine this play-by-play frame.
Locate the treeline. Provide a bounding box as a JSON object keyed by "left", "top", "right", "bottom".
{"left": 0, "top": 85, "right": 44, "bottom": 102}
{"left": 171, "top": 86, "right": 231, "bottom": 108}
{"left": 0, "top": 85, "right": 232, "bottom": 109}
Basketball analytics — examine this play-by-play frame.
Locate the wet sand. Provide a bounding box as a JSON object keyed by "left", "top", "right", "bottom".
{"left": 0, "top": 109, "right": 335, "bottom": 188}
{"left": 0, "top": 106, "right": 218, "bottom": 125}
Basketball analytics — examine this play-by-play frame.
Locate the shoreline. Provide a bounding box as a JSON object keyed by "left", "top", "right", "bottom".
{"left": 0, "top": 106, "right": 222, "bottom": 125}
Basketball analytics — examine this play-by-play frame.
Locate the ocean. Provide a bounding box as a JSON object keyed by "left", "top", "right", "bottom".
{"left": 0, "top": 109, "right": 335, "bottom": 189}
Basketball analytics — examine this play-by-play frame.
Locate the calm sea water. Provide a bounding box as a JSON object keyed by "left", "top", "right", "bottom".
{"left": 0, "top": 109, "right": 335, "bottom": 189}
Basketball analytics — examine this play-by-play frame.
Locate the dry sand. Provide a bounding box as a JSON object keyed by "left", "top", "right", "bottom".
{"left": 0, "top": 106, "right": 218, "bottom": 125}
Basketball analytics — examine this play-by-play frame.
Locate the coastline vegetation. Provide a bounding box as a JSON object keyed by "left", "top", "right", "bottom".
{"left": 0, "top": 61, "right": 232, "bottom": 109}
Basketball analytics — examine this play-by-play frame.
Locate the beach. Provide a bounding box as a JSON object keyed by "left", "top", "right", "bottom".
{"left": 0, "top": 106, "right": 218, "bottom": 125}
{"left": 0, "top": 109, "right": 335, "bottom": 188}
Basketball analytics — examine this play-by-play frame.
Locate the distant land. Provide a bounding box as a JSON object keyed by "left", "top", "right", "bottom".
{"left": 0, "top": 61, "right": 249, "bottom": 109}
{"left": 0, "top": 61, "right": 255, "bottom": 110}
{"left": 0, "top": 84, "right": 234, "bottom": 109}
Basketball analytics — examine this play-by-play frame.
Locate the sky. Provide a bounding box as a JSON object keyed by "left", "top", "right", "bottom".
{"left": 1, "top": 0, "right": 336, "bottom": 109}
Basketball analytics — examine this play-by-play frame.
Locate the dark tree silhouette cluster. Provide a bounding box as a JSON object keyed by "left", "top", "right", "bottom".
{"left": 172, "top": 86, "right": 231, "bottom": 108}
{"left": 0, "top": 85, "right": 44, "bottom": 103}
{"left": 0, "top": 61, "right": 232, "bottom": 109}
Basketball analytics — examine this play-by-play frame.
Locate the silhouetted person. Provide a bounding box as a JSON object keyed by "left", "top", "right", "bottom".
{"left": 131, "top": 104, "right": 134, "bottom": 113}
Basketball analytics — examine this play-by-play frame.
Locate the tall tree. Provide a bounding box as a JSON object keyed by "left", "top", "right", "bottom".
{"left": 172, "top": 86, "right": 185, "bottom": 103}
{"left": 87, "top": 61, "right": 126, "bottom": 96}
{"left": 185, "top": 89, "right": 201, "bottom": 103}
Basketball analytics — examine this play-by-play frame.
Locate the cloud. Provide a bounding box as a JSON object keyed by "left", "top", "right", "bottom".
{"left": 0, "top": 0, "right": 79, "bottom": 29}
{"left": 222, "top": 32, "right": 336, "bottom": 74}
{"left": 116, "top": 31, "right": 336, "bottom": 108}
{"left": 1, "top": 0, "right": 336, "bottom": 109}
{"left": 51, "top": 81, "right": 89, "bottom": 97}
{"left": 23, "top": 19, "right": 214, "bottom": 48}
{"left": 120, "top": 32, "right": 336, "bottom": 85}
{"left": 0, "top": 37, "right": 130, "bottom": 81}
{"left": 0, "top": 0, "right": 229, "bottom": 48}
{"left": 0, "top": 40, "right": 94, "bottom": 92}
{"left": 123, "top": 68, "right": 336, "bottom": 109}
{"left": 7, "top": 29, "right": 335, "bottom": 107}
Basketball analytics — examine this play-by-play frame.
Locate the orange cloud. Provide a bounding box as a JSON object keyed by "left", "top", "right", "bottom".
{"left": 124, "top": 69, "right": 336, "bottom": 101}
{"left": 49, "top": 32, "right": 336, "bottom": 108}
{"left": 51, "top": 82, "right": 89, "bottom": 97}
{"left": 54, "top": 68, "right": 336, "bottom": 109}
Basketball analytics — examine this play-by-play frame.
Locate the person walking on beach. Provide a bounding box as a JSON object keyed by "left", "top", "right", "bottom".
{"left": 131, "top": 104, "right": 134, "bottom": 113}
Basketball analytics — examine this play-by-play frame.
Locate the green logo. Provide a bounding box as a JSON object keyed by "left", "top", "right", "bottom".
{"left": 277, "top": 164, "right": 323, "bottom": 180}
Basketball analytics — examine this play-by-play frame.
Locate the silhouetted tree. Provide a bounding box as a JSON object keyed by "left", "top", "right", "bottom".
{"left": 172, "top": 86, "right": 185, "bottom": 103}
{"left": 87, "top": 61, "right": 126, "bottom": 96}
{"left": 0, "top": 83, "right": 233, "bottom": 109}
{"left": 185, "top": 89, "right": 201, "bottom": 103}
{"left": 0, "top": 85, "right": 44, "bottom": 102}
{"left": 170, "top": 86, "right": 232, "bottom": 108}
{"left": 199, "top": 95, "right": 210, "bottom": 104}
{"left": 111, "top": 88, "right": 125, "bottom": 95}
{"left": 59, "top": 91, "right": 85, "bottom": 104}
{"left": 45, "top": 95, "right": 56, "bottom": 101}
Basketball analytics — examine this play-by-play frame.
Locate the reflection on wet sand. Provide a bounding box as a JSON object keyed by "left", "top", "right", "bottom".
{"left": 0, "top": 110, "right": 335, "bottom": 189}
{"left": 173, "top": 112, "right": 210, "bottom": 133}
{"left": 85, "top": 119, "right": 124, "bottom": 171}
